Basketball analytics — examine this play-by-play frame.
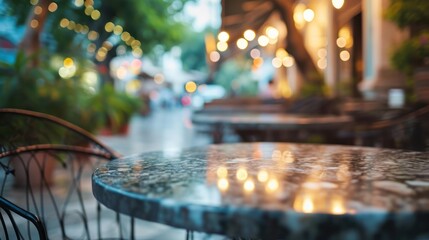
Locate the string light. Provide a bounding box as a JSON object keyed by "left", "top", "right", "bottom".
{"left": 217, "top": 31, "right": 229, "bottom": 42}
{"left": 236, "top": 38, "right": 248, "bottom": 49}
{"left": 243, "top": 29, "right": 255, "bottom": 41}
{"left": 258, "top": 35, "right": 269, "bottom": 47}
{"left": 34, "top": 6, "right": 42, "bottom": 15}
{"left": 91, "top": 10, "right": 101, "bottom": 20}
{"left": 332, "top": 0, "right": 345, "bottom": 9}
{"left": 217, "top": 41, "right": 228, "bottom": 52}
{"left": 30, "top": 19, "right": 39, "bottom": 29}
{"left": 303, "top": 9, "right": 315, "bottom": 22}
{"left": 209, "top": 51, "right": 220, "bottom": 62}
{"left": 266, "top": 26, "right": 279, "bottom": 39}
{"left": 48, "top": 2, "right": 58, "bottom": 12}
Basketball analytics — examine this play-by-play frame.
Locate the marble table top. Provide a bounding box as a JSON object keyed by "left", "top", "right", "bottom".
{"left": 191, "top": 113, "right": 353, "bottom": 129}
{"left": 92, "top": 143, "right": 429, "bottom": 239}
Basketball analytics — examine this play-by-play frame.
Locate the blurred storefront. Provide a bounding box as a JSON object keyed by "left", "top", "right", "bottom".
{"left": 215, "top": 0, "right": 408, "bottom": 101}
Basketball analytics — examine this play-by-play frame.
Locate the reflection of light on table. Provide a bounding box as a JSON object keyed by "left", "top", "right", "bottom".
{"left": 265, "top": 178, "right": 279, "bottom": 193}
{"left": 216, "top": 166, "right": 228, "bottom": 178}
{"left": 236, "top": 168, "right": 248, "bottom": 181}
{"left": 331, "top": 198, "right": 346, "bottom": 215}
{"left": 302, "top": 195, "right": 314, "bottom": 213}
{"left": 217, "top": 178, "right": 229, "bottom": 192}
{"left": 257, "top": 170, "right": 269, "bottom": 182}
{"left": 243, "top": 179, "right": 255, "bottom": 192}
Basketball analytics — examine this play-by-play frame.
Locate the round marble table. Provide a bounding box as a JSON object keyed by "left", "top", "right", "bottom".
{"left": 92, "top": 143, "right": 429, "bottom": 239}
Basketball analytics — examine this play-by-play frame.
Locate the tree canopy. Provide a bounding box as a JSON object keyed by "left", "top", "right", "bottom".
{"left": 3, "top": 0, "right": 194, "bottom": 60}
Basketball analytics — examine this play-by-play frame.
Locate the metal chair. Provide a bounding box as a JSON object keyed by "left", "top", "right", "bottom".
{"left": 341, "top": 104, "right": 429, "bottom": 151}
{"left": 0, "top": 108, "right": 135, "bottom": 239}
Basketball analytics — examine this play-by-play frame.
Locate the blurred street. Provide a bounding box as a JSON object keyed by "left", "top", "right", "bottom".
{"left": 98, "top": 108, "right": 212, "bottom": 155}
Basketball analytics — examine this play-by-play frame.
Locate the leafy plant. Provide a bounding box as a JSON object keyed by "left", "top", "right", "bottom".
{"left": 385, "top": 0, "right": 429, "bottom": 30}
{"left": 391, "top": 33, "right": 429, "bottom": 75}
{"left": 86, "top": 84, "right": 142, "bottom": 133}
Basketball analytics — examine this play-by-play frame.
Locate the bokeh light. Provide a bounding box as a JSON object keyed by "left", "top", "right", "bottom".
{"left": 243, "top": 29, "right": 256, "bottom": 41}
{"left": 185, "top": 81, "right": 197, "bottom": 93}
{"left": 217, "top": 31, "right": 229, "bottom": 42}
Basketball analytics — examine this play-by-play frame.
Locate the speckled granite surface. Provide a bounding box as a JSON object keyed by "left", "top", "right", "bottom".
{"left": 92, "top": 143, "right": 429, "bottom": 239}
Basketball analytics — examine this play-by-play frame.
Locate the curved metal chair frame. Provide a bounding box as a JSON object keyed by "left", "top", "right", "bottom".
{"left": 0, "top": 108, "right": 135, "bottom": 239}
{"left": 349, "top": 104, "right": 429, "bottom": 150}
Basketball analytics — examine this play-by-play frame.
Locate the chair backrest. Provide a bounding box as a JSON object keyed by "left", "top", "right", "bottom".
{"left": 0, "top": 108, "right": 132, "bottom": 239}
{"left": 0, "top": 196, "right": 47, "bottom": 240}
{"left": 356, "top": 104, "right": 429, "bottom": 150}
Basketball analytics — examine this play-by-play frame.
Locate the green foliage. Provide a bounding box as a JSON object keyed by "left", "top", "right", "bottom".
{"left": 214, "top": 58, "right": 258, "bottom": 96}
{"left": 300, "top": 72, "right": 326, "bottom": 98}
{"left": 0, "top": 50, "right": 95, "bottom": 131}
{"left": 391, "top": 33, "right": 429, "bottom": 74}
{"left": 385, "top": 0, "right": 429, "bottom": 28}
{"left": 0, "top": 51, "right": 142, "bottom": 134}
{"left": 86, "top": 84, "right": 142, "bottom": 133}
{"left": 180, "top": 29, "right": 208, "bottom": 72}
{"left": 3, "top": 0, "right": 194, "bottom": 56}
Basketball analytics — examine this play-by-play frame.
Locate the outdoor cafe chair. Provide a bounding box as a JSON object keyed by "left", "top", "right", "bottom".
{"left": 340, "top": 103, "right": 429, "bottom": 151}
{"left": 0, "top": 108, "right": 136, "bottom": 239}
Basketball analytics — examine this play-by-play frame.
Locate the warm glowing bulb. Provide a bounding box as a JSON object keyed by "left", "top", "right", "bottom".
{"left": 243, "top": 29, "right": 256, "bottom": 41}
{"left": 272, "top": 58, "right": 282, "bottom": 68}
{"left": 303, "top": 9, "right": 315, "bottom": 22}
{"left": 121, "top": 32, "right": 131, "bottom": 42}
{"left": 132, "top": 48, "right": 143, "bottom": 58}
{"left": 105, "top": 22, "right": 114, "bottom": 32}
{"left": 340, "top": 50, "right": 350, "bottom": 61}
{"left": 332, "top": 0, "right": 345, "bottom": 9}
{"left": 218, "top": 31, "right": 229, "bottom": 42}
{"left": 258, "top": 35, "right": 269, "bottom": 47}
{"left": 336, "top": 37, "right": 347, "bottom": 48}
{"left": 48, "top": 2, "right": 58, "bottom": 12}
{"left": 113, "top": 25, "right": 123, "bottom": 35}
{"left": 84, "top": 6, "right": 93, "bottom": 16}
{"left": 74, "top": 0, "right": 84, "bottom": 7}
{"left": 209, "top": 51, "right": 220, "bottom": 62}
{"left": 283, "top": 56, "right": 295, "bottom": 67}
{"left": 185, "top": 81, "right": 197, "bottom": 93}
{"left": 317, "top": 59, "right": 327, "bottom": 69}
{"left": 236, "top": 38, "right": 248, "bottom": 50}
{"left": 91, "top": 10, "right": 101, "bottom": 20}
{"left": 317, "top": 48, "right": 327, "bottom": 58}
{"left": 59, "top": 18, "right": 69, "bottom": 28}
{"left": 63, "top": 57, "right": 74, "bottom": 67}
{"left": 30, "top": 19, "right": 39, "bottom": 29}
{"left": 266, "top": 26, "right": 279, "bottom": 39}
{"left": 250, "top": 48, "right": 260, "bottom": 59}
{"left": 217, "top": 41, "right": 228, "bottom": 52}
{"left": 88, "top": 31, "right": 99, "bottom": 40}
{"left": 276, "top": 48, "right": 288, "bottom": 59}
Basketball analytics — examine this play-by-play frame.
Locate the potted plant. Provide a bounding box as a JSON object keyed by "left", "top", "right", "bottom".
{"left": 386, "top": 0, "right": 429, "bottom": 103}
{"left": 88, "top": 84, "right": 142, "bottom": 135}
